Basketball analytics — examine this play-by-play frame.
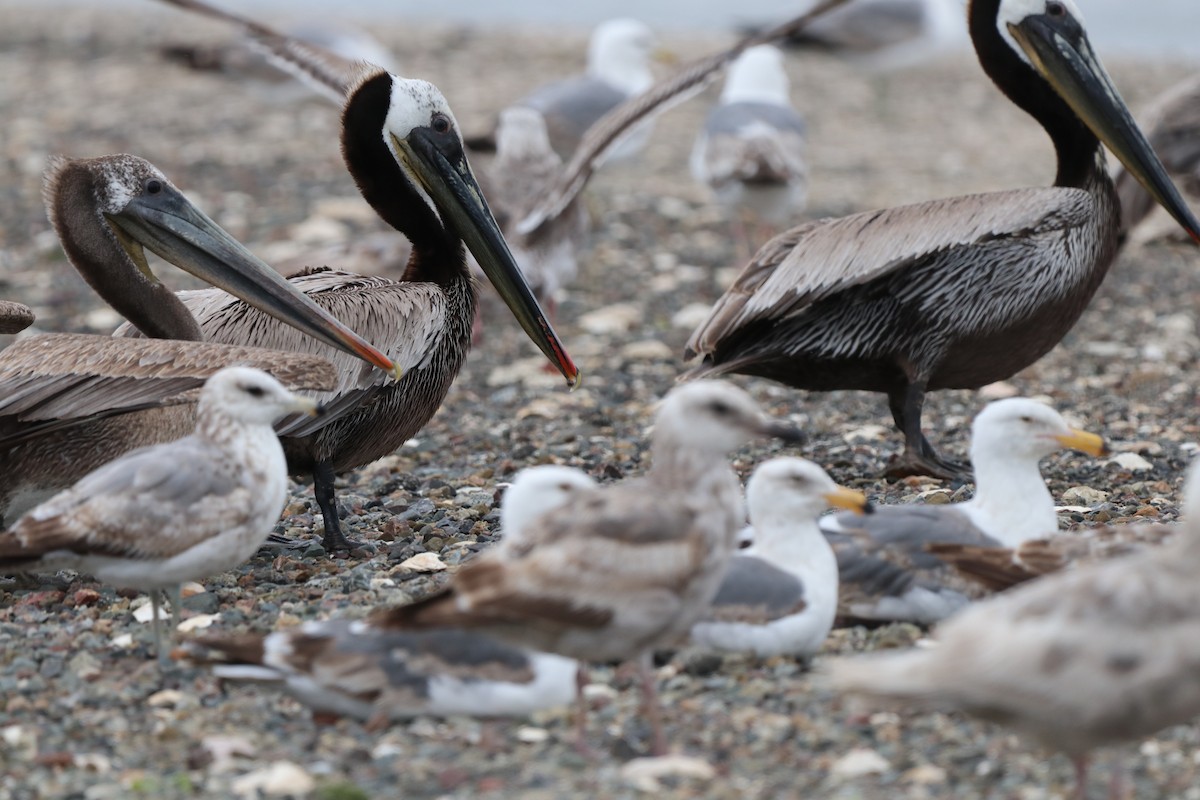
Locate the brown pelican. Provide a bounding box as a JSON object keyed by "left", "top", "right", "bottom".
{"left": 685, "top": 0, "right": 1200, "bottom": 479}
{"left": 690, "top": 45, "right": 808, "bottom": 258}
{"left": 1114, "top": 73, "right": 1200, "bottom": 239}
{"left": 150, "top": 1, "right": 582, "bottom": 552}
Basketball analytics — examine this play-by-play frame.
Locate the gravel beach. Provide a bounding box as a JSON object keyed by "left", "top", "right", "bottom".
{"left": 2, "top": 6, "right": 1200, "bottom": 799}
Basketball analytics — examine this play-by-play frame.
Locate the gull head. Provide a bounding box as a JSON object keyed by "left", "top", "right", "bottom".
{"left": 656, "top": 381, "right": 804, "bottom": 454}
{"left": 747, "top": 457, "right": 870, "bottom": 523}
{"left": 199, "top": 366, "right": 320, "bottom": 427}
{"left": 500, "top": 465, "right": 597, "bottom": 540}
{"left": 970, "top": 397, "right": 1107, "bottom": 466}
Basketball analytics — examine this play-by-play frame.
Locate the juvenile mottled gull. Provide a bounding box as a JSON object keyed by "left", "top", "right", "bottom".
{"left": 374, "top": 381, "right": 805, "bottom": 755}
{"left": 820, "top": 398, "right": 1107, "bottom": 624}
{"left": 691, "top": 45, "right": 807, "bottom": 255}
{"left": 188, "top": 465, "right": 592, "bottom": 725}
{"left": 0, "top": 366, "right": 319, "bottom": 665}
{"left": 690, "top": 457, "right": 867, "bottom": 659}
{"left": 827, "top": 461, "right": 1200, "bottom": 800}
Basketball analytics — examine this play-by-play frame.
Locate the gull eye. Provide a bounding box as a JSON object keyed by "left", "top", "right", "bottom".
{"left": 431, "top": 113, "right": 451, "bottom": 134}
{"left": 1020, "top": 415, "right": 1033, "bottom": 423}
{"left": 145, "top": 178, "right": 163, "bottom": 195}
{"left": 708, "top": 401, "right": 732, "bottom": 417}
{"left": 241, "top": 384, "right": 266, "bottom": 398}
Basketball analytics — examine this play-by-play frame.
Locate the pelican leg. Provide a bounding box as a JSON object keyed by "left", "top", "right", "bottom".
{"left": 313, "top": 461, "right": 366, "bottom": 553}
{"left": 883, "top": 382, "right": 970, "bottom": 481}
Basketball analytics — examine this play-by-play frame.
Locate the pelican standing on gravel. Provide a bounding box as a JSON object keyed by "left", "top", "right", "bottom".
{"left": 147, "top": 1, "right": 581, "bottom": 553}
{"left": 0, "top": 367, "right": 320, "bottom": 666}
{"left": 686, "top": 0, "right": 1200, "bottom": 480}
{"left": 375, "top": 381, "right": 805, "bottom": 756}
{"left": 691, "top": 45, "right": 807, "bottom": 257}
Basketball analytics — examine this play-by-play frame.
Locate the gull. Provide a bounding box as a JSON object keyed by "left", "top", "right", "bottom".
{"left": 0, "top": 366, "right": 319, "bottom": 665}
{"left": 827, "top": 460, "right": 1200, "bottom": 800}
{"left": 372, "top": 380, "right": 805, "bottom": 755}
{"left": 819, "top": 398, "right": 1107, "bottom": 624}
{"left": 488, "top": 107, "right": 589, "bottom": 325}
{"left": 691, "top": 45, "right": 807, "bottom": 258}
{"left": 767, "top": 0, "right": 968, "bottom": 70}
{"left": 689, "top": 457, "right": 868, "bottom": 659}
{"left": 185, "top": 465, "right": 596, "bottom": 725}
{"left": 467, "top": 19, "right": 661, "bottom": 162}
{"left": 927, "top": 519, "right": 1176, "bottom": 592}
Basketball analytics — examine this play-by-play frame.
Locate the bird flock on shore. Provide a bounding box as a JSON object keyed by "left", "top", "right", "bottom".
{"left": 2, "top": 0, "right": 1200, "bottom": 796}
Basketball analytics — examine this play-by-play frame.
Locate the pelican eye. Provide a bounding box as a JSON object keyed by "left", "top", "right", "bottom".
{"left": 145, "top": 178, "right": 163, "bottom": 195}
{"left": 1045, "top": 1, "right": 1066, "bottom": 17}
{"left": 431, "top": 113, "right": 451, "bottom": 134}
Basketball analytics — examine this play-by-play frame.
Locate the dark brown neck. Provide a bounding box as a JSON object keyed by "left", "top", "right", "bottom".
{"left": 969, "top": 0, "right": 1101, "bottom": 188}
{"left": 341, "top": 73, "right": 465, "bottom": 286}
{"left": 51, "top": 164, "right": 204, "bottom": 340}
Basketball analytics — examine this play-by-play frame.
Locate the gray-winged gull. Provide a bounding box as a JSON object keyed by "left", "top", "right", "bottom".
{"left": 691, "top": 45, "right": 807, "bottom": 257}
{"left": 690, "top": 457, "right": 867, "bottom": 659}
{"left": 827, "top": 459, "right": 1200, "bottom": 800}
{"left": 819, "top": 398, "right": 1107, "bottom": 624}
{"left": 0, "top": 366, "right": 320, "bottom": 665}
{"left": 372, "top": 380, "right": 805, "bottom": 755}
{"left": 184, "top": 464, "right": 595, "bottom": 726}
{"left": 486, "top": 18, "right": 660, "bottom": 161}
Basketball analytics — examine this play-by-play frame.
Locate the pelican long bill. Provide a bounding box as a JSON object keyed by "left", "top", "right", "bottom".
{"left": 1008, "top": 10, "right": 1200, "bottom": 244}
{"left": 107, "top": 184, "right": 403, "bottom": 378}
{"left": 392, "top": 128, "right": 580, "bottom": 388}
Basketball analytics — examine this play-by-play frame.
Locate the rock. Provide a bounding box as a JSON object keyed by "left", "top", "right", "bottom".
{"left": 1061, "top": 486, "right": 1110, "bottom": 506}
{"left": 68, "top": 651, "right": 103, "bottom": 681}
{"left": 831, "top": 748, "right": 891, "bottom": 778}
{"left": 177, "top": 613, "right": 219, "bottom": 633}
{"left": 202, "top": 734, "right": 257, "bottom": 774}
{"left": 671, "top": 303, "right": 714, "bottom": 330}
{"left": 579, "top": 302, "right": 641, "bottom": 335}
{"left": 231, "top": 761, "right": 315, "bottom": 798}
{"left": 620, "top": 340, "right": 673, "bottom": 360}
{"left": 619, "top": 754, "right": 715, "bottom": 791}
{"left": 1106, "top": 452, "right": 1154, "bottom": 472}
{"left": 395, "top": 552, "right": 446, "bottom": 573}
{"left": 843, "top": 424, "right": 889, "bottom": 443}
{"left": 977, "top": 381, "right": 1019, "bottom": 399}
{"left": 182, "top": 591, "right": 220, "bottom": 614}
{"left": 515, "top": 726, "right": 549, "bottom": 743}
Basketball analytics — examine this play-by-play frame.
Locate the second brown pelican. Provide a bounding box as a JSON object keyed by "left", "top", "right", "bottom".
{"left": 685, "top": 0, "right": 1200, "bottom": 479}
{"left": 60, "top": 79, "right": 577, "bottom": 552}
